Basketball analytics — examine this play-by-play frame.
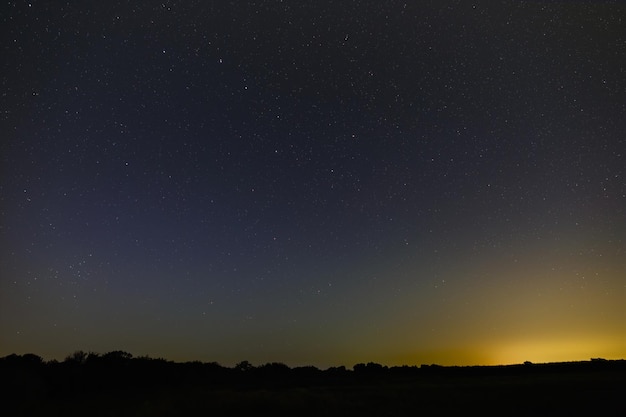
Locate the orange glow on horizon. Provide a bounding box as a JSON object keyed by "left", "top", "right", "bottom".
{"left": 487, "top": 335, "right": 626, "bottom": 365}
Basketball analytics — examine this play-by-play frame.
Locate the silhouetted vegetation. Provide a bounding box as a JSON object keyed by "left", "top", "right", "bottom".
{"left": 1, "top": 352, "right": 624, "bottom": 416}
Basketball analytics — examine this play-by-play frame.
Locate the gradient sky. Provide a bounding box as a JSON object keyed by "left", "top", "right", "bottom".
{"left": 1, "top": 1, "right": 624, "bottom": 368}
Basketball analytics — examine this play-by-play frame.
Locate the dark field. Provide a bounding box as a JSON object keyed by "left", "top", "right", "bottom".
{"left": 2, "top": 354, "right": 624, "bottom": 416}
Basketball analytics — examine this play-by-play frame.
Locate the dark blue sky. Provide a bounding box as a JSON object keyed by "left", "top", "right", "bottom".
{"left": 1, "top": 1, "right": 624, "bottom": 367}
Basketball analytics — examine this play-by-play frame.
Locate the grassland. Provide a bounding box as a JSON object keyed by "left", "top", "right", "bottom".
{"left": 2, "top": 354, "right": 624, "bottom": 416}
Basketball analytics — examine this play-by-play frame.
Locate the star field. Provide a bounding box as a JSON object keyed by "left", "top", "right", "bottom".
{"left": 1, "top": 1, "right": 624, "bottom": 367}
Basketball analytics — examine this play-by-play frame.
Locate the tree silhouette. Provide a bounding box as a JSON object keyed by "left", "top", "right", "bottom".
{"left": 64, "top": 350, "right": 88, "bottom": 365}
{"left": 235, "top": 360, "right": 253, "bottom": 372}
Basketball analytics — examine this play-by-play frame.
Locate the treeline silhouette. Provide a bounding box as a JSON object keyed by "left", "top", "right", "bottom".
{"left": 2, "top": 352, "right": 625, "bottom": 416}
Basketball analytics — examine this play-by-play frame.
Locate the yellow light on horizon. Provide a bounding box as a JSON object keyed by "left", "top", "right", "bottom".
{"left": 490, "top": 335, "right": 626, "bottom": 365}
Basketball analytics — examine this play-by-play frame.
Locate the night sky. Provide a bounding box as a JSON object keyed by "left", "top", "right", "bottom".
{"left": 1, "top": 1, "right": 624, "bottom": 368}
